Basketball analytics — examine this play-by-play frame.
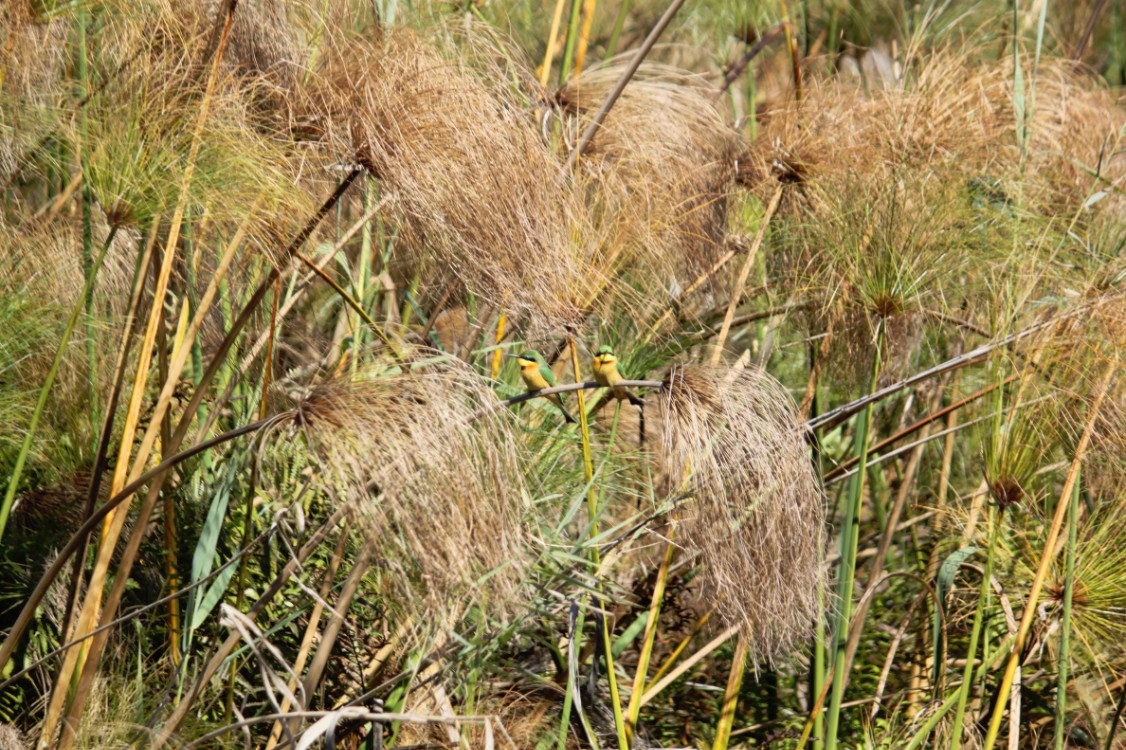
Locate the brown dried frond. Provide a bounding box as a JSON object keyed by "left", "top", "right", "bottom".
{"left": 196, "top": 0, "right": 302, "bottom": 92}
{"left": 559, "top": 62, "right": 740, "bottom": 297}
{"left": 305, "top": 29, "right": 595, "bottom": 334}
{"left": 748, "top": 50, "right": 1006, "bottom": 207}
{"left": 749, "top": 49, "right": 1125, "bottom": 220}
{"left": 657, "top": 364, "right": 825, "bottom": 663}
{"left": 1022, "top": 58, "right": 1126, "bottom": 218}
{"left": 281, "top": 356, "right": 531, "bottom": 619}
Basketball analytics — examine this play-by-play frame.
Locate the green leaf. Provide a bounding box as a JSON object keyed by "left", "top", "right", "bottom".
{"left": 183, "top": 462, "right": 238, "bottom": 639}
{"left": 932, "top": 545, "right": 979, "bottom": 684}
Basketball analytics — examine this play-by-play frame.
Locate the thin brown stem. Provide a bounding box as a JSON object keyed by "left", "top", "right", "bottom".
{"left": 567, "top": 0, "right": 690, "bottom": 169}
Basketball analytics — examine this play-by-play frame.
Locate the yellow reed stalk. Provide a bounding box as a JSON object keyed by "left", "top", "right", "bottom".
{"left": 645, "top": 610, "right": 712, "bottom": 692}
{"left": 574, "top": 0, "right": 598, "bottom": 75}
{"left": 981, "top": 360, "right": 1116, "bottom": 749}
{"left": 712, "top": 634, "right": 749, "bottom": 750}
{"left": 625, "top": 531, "right": 675, "bottom": 744}
{"left": 490, "top": 312, "right": 507, "bottom": 379}
{"left": 539, "top": 0, "right": 569, "bottom": 86}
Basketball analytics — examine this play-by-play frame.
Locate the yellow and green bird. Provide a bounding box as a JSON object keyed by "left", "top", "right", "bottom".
{"left": 512, "top": 350, "right": 576, "bottom": 424}
{"left": 591, "top": 345, "right": 644, "bottom": 407}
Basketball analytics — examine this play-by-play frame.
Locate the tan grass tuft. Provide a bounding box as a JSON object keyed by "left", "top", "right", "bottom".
{"left": 657, "top": 364, "right": 825, "bottom": 663}
{"left": 280, "top": 355, "right": 531, "bottom": 619}
{"left": 749, "top": 49, "right": 1125, "bottom": 220}
{"left": 0, "top": 724, "right": 26, "bottom": 750}
{"left": 198, "top": 0, "right": 302, "bottom": 92}
{"left": 305, "top": 29, "right": 596, "bottom": 334}
{"left": 558, "top": 62, "right": 740, "bottom": 298}
{"left": 0, "top": 3, "right": 68, "bottom": 178}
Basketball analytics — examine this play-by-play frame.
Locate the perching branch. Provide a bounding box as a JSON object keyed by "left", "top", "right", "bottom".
{"left": 476, "top": 380, "right": 664, "bottom": 419}
{"left": 717, "top": 22, "right": 787, "bottom": 95}
{"left": 807, "top": 293, "right": 1123, "bottom": 432}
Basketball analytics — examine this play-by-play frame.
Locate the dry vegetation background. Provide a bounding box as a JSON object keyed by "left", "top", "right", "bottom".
{"left": 0, "top": 0, "right": 1124, "bottom": 748}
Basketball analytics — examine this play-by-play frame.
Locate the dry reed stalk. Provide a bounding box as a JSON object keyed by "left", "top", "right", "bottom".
{"left": 573, "top": 0, "right": 597, "bottom": 75}
{"left": 42, "top": 13, "right": 243, "bottom": 744}
{"left": 657, "top": 365, "right": 825, "bottom": 663}
{"left": 264, "top": 529, "right": 350, "bottom": 749}
{"left": 307, "top": 28, "right": 595, "bottom": 335}
{"left": 539, "top": 0, "right": 569, "bottom": 85}
{"left": 708, "top": 187, "right": 782, "bottom": 364}
{"left": 64, "top": 222, "right": 251, "bottom": 749}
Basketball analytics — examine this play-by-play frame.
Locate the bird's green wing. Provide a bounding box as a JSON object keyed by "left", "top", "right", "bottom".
{"left": 538, "top": 363, "right": 558, "bottom": 387}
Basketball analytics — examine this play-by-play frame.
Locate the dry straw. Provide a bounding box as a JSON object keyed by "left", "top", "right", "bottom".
{"left": 657, "top": 364, "right": 825, "bottom": 663}
{"left": 748, "top": 49, "right": 1125, "bottom": 221}
{"left": 0, "top": 3, "right": 68, "bottom": 179}
{"left": 306, "top": 28, "right": 596, "bottom": 334}
{"left": 558, "top": 61, "right": 740, "bottom": 302}
{"left": 276, "top": 356, "right": 531, "bottom": 619}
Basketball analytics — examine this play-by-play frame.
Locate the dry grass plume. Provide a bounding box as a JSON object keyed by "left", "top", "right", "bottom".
{"left": 657, "top": 364, "right": 825, "bottom": 663}
{"left": 280, "top": 355, "right": 532, "bottom": 619}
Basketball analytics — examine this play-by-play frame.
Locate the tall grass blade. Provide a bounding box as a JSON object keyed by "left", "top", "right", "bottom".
{"left": 950, "top": 510, "right": 1000, "bottom": 750}
{"left": 825, "top": 328, "right": 882, "bottom": 749}
{"left": 1053, "top": 471, "right": 1079, "bottom": 750}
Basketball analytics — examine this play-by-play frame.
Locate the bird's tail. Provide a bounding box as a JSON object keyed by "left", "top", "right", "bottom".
{"left": 552, "top": 395, "right": 577, "bottom": 424}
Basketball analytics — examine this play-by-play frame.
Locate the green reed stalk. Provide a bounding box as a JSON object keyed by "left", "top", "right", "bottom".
{"left": 811, "top": 371, "right": 828, "bottom": 750}
{"left": 950, "top": 507, "right": 1000, "bottom": 750}
{"left": 825, "top": 325, "right": 883, "bottom": 749}
{"left": 604, "top": 0, "right": 630, "bottom": 58}
{"left": 559, "top": 0, "right": 583, "bottom": 84}
{"left": 566, "top": 337, "right": 629, "bottom": 750}
{"left": 77, "top": 6, "right": 98, "bottom": 434}
{"left": 0, "top": 227, "right": 117, "bottom": 543}
{"left": 1053, "top": 470, "right": 1080, "bottom": 750}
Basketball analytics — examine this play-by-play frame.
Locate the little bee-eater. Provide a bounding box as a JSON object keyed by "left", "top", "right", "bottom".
{"left": 591, "top": 345, "right": 644, "bottom": 407}
{"left": 512, "top": 351, "right": 576, "bottom": 424}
